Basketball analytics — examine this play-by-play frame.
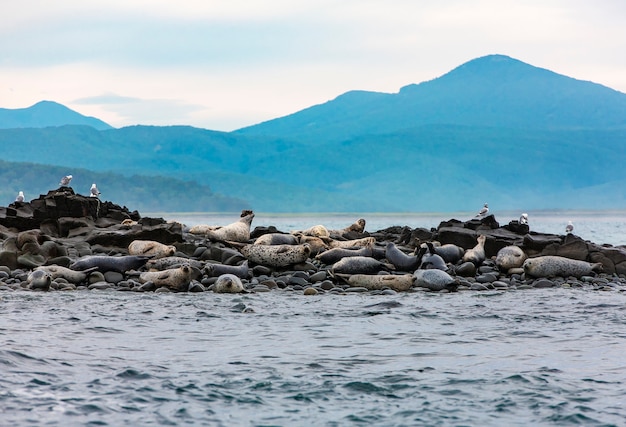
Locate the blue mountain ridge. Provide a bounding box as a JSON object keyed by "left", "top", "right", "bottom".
{"left": 1, "top": 54, "right": 626, "bottom": 213}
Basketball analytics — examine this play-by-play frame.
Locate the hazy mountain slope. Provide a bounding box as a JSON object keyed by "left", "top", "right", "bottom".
{"left": 235, "top": 54, "right": 626, "bottom": 143}
{"left": 0, "top": 101, "right": 113, "bottom": 130}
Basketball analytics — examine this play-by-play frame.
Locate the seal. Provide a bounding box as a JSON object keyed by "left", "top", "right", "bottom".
{"left": 128, "top": 240, "right": 176, "bottom": 259}
{"left": 385, "top": 242, "right": 420, "bottom": 271}
{"left": 291, "top": 225, "right": 330, "bottom": 238}
{"left": 190, "top": 212, "right": 255, "bottom": 242}
{"left": 213, "top": 273, "right": 245, "bottom": 293}
{"left": 523, "top": 256, "right": 602, "bottom": 278}
{"left": 27, "top": 269, "right": 52, "bottom": 291}
{"left": 330, "top": 256, "right": 394, "bottom": 275}
{"left": 254, "top": 233, "right": 299, "bottom": 245}
{"left": 138, "top": 264, "right": 201, "bottom": 291}
{"left": 205, "top": 260, "right": 250, "bottom": 278}
{"left": 237, "top": 243, "right": 311, "bottom": 268}
{"left": 495, "top": 246, "right": 527, "bottom": 271}
{"left": 430, "top": 243, "right": 464, "bottom": 264}
{"left": 70, "top": 255, "right": 152, "bottom": 274}
{"left": 35, "top": 265, "right": 98, "bottom": 284}
{"left": 145, "top": 256, "right": 204, "bottom": 271}
{"left": 420, "top": 243, "right": 448, "bottom": 271}
{"left": 328, "top": 236, "right": 376, "bottom": 249}
{"left": 462, "top": 235, "right": 486, "bottom": 265}
{"left": 413, "top": 269, "right": 457, "bottom": 291}
{"left": 296, "top": 235, "right": 329, "bottom": 256}
{"left": 329, "top": 218, "right": 366, "bottom": 238}
{"left": 315, "top": 246, "right": 379, "bottom": 265}
{"left": 344, "top": 273, "right": 414, "bottom": 291}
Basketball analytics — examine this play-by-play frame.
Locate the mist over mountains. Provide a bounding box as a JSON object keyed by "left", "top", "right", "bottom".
{"left": 1, "top": 54, "right": 625, "bottom": 213}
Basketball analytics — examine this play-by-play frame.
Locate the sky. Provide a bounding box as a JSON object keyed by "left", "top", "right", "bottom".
{"left": 2, "top": 0, "right": 626, "bottom": 131}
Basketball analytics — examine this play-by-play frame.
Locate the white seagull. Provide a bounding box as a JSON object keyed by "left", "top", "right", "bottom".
{"left": 519, "top": 213, "right": 528, "bottom": 225}
{"left": 90, "top": 183, "right": 101, "bottom": 198}
{"left": 565, "top": 221, "right": 574, "bottom": 234}
{"left": 475, "top": 203, "right": 489, "bottom": 218}
{"left": 59, "top": 175, "right": 73, "bottom": 186}
{"left": 15, "top": 191, "right": 25, "bottom": 202}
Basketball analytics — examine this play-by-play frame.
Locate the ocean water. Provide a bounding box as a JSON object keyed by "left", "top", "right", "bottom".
{"left": 2, "top": 212, "right": 626, "bottom": 426}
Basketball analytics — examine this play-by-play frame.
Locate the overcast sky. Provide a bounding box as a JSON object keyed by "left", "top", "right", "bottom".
{"left": 2, "top": 0, "right": 625, "bottom": 131}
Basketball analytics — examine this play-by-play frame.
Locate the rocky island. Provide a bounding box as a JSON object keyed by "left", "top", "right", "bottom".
{"left": 1, "top": 187, "right": 625, "bottom": 294}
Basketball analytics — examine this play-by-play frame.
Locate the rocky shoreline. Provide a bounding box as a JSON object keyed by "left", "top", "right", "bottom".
{"left": 1, "top": 188, "right": 626, "bottom": 295}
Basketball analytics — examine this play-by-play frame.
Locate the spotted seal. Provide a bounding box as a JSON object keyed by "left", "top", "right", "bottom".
{"left": 328, "top": 218, "right": 366, "bottom": 238}
{"left": 138, "top": 264, "right": 201, "bottom": 291}
{"left": 145, "top": 256, "right": 205, "bottom": 271}
{"left": 191, "top": 212, "right": 255, "bottom": 242}
{"left": 462, "top": 235, "right": 486, "bottom": 265}
{"left": 420, "top": 243, "right": 448, "bottom": 271}
{"left": 128, "top": 240, "right": 176, "bottom": 259}
{"left": 27, "top": 269, "right": 52, "bottom": 291}
{"left": 328, "top": 236, "right": 375, "bottom": 249}
{"left": 330, "top": 256, "right": 394, "bottom": 275}
{"left": 344, "top": 273, "right": 414, "bottom": 291}
{"left": 523, "top": 256, "right": 602, "bottom": 278}
{"left": 213, "top": 273, "right": 245, "bottom": 293}
{"left": 291, "top": 225, "right": 330, "bottom": 238}
{"left": 35, "top": 265, "right": 98, "bottom": 284}
{"left": 70, "top": 255, "right": 152, "bottom": 274}
{"left": 385, "top": 242, "right": 420, "bottom": 271}
{"left": 413, "top": 269, "right": 457, "bottom": 291}
{"left": 495, "top": 246, "right": 527, "bottom": 271}
{"left": 237, "top": 243, "right": 311, "bottom": 268}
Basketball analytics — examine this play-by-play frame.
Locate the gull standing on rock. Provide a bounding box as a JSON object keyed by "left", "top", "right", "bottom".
{"left": 565, "top": 221, "right": 574, "bottom": 234}
{"left": 90, "top": 183, "right": 101, "bottom": 197}
{"left": 520, "top": 213, "right": 529, "bottom": 225}
{"left": 59, "top": 175, "right": 73, "bottom": 186}
{"left": 15, "top": 191, "right": 25, "bottom": 202}
{"left": 475, "top": 203, "right": 489, "bottom": 219}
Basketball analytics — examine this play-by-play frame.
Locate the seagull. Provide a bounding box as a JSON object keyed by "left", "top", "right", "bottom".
{"left": 519, "top": 213, "right": 528, "bottom": 225}
{"left": 90, "top": 183, "right": 101, "bottom": 198}
{"left": 15, "top": 191, "right": 25, "bottom": 202}
{"left": 475, "top": 203, "right": 489, "bottom": 218}
{"left": 59, "top": 175, "right": 73, "bottom": 186}
{"left": 565, "top": 221, "right": 574, "bottom": 234}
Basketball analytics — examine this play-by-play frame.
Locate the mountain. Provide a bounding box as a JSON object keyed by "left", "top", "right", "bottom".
{"left": 235, "top": 54, "right": 626, "bottom": 143}
{"left": 0, "top": 101, "right": 112, "bottom": 130}
{"left": 2, "top": 54, "right": 626, "bottom": 213}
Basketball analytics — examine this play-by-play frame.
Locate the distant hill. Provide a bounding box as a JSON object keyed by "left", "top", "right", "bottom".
{"left": 0, "top": 101, "right": 112, "bottom": 130}
{"left": 235, "top": 54, "right": 626, "bottom": 143}
{"left": 2, "top": 54, "right": 626, "bottom": 213}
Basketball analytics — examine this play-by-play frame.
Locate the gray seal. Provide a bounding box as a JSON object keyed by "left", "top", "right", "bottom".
{"left": 70, "top": 255, "right": 152, "bottom": 274}
{"left": 205, "top": 260, "right": 250, "bottom": 279}
{"left": 523, "top": 256, "right": 603, "bottom": 278}
{"left": 385, "top": 242, "right": 420, "bottom": 272}
{"left": 331, "top": 256, "right": 394, "bottom": 275}
{"left": 213, "top": 273, "right": 245, "bottom": 293}
{"left": 413, "top": 269, "right": 457, "bottom": 291}
{"left": 254, "top": 233, "right": 298, "bottom": 245}
{"left": 316, "top": 246, "right": 378, "bottom": 265}
{"left": 420, "top": 243, "right": 448, "bottom": 271}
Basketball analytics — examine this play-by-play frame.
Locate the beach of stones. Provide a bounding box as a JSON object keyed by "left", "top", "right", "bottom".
{"left": 1, "top": 187, "right": 626, "bottom": 295}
